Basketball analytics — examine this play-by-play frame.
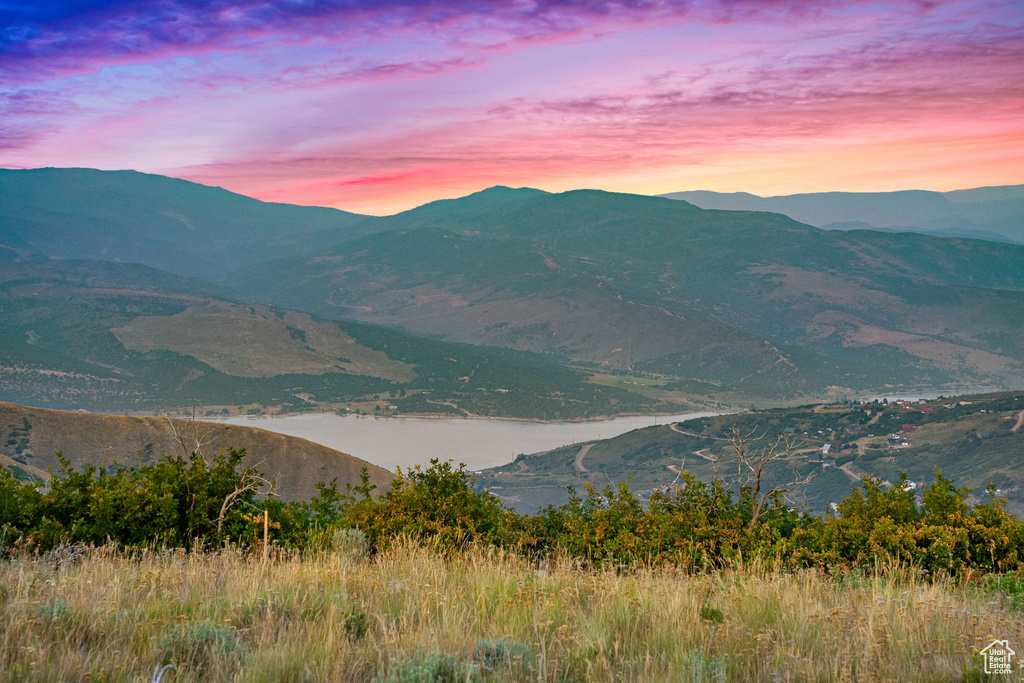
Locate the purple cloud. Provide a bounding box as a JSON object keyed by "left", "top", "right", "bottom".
{"left": 1, "top": 0, "right": 903, "bottom": 84}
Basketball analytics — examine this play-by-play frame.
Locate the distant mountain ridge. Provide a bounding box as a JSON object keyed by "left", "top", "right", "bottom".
{"left": 0, "top": 167, "right": 383, "bottom": 281}
{"left": 660, "top": 186, "right": 1024, "bottom": 244}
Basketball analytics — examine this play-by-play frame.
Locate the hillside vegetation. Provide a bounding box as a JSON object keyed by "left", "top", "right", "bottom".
{"left": 4, "top": 430, "right": 1024, "bottom": 680}
{"left": 4, "top": 169, "right": 1024, "bottom": 410}
{"left": 0, "top": 167, "right": 378, "bottom": 280}
{"left": 482, "top": 391, "right": 1024, "bottom": 516}
{"left": 3, "top": 545, "right": 1022, "bottom": 682}
{"left": 241, "top": 187, "right": 1024, "bottom": 398}
{"left": 0, "top": 260, "right": 658, "bottom": 418}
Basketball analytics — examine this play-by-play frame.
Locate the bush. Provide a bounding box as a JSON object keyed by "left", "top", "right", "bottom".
{"left": 342, "top": 460, "right": 520, "bottom": 554}
{"left": 699, "top": 605, "right": 724, "bottom": 624}
{"left": 332, "top": 527, "right": 368, "bottom": 558}
{"left": 158, "top": 620, "right": 248, "bottom": 673}
{"left": 4, "top": 446, "right": 1024, "bottom": 578}
{"left": 377, "top": 652, "right": 479, "bottom": 683}
{"left": 681, "top": 648, "right": 727, "bottom": 682}
{"left": 343, "top": 608, "right": 369, "bottom": 641}
{"left": 474, "top": 637, "right": 535, "bottom": 673}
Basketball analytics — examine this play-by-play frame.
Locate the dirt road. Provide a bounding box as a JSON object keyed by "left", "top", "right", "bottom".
{"left": 668, "top": 422, "right": 728, "bottom": 440}
{"left": 573, "top": 443, "right": 593, "bottom": 473}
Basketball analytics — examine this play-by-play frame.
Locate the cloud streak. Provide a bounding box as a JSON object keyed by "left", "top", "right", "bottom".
{"left": 1, "top": 0, "right": 906, "bottom": 83}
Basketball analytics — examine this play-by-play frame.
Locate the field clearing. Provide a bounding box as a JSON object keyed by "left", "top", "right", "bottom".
{"left": 2, "top": 544, "right": 1023, "bottom": 682}
{"left": 113, "top": 304, "right": 415, "bottom": 382}
{"left": 588, "top": 373, "right": 670, "bottom": 398}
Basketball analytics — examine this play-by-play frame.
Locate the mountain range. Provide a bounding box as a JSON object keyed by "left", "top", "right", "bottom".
{"left": 660, "top": 186, "right": 1024, "bottom": 244}
{"left": 2, "top": 167, "right": 1024, "bottom": 416}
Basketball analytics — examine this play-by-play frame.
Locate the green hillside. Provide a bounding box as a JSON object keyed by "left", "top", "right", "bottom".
{"left": 479, "top": 391, "right": 1024, "bottom": 516}
{"left": 0, "top": 259, "right": 660, "bottom": 419}
{"left": 5, "top": 169, "right": 1024, "bottom": 409}
{"left": 0, "top": 401, "right": 393, "bottom": 501}
{"left": 240, "top": 187, "right": 1024, "bottom": 399}
{"left": 0, "top": 168, "right": 381, "bottom": 280}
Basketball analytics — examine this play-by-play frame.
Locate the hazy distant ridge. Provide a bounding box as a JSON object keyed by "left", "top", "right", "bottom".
{"left": 660, "top": 186, "right": 1024, "bottom": 244}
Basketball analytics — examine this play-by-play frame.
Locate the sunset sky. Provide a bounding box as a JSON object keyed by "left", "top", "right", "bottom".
{"left": 2, "top": 0, "right": 1022, "bottom": 214}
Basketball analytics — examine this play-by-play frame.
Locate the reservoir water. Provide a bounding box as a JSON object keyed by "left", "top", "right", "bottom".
{"left": 215, "top": 411, "right": 720, "bottom": 471}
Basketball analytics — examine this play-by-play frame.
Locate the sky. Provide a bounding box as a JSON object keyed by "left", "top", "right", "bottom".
{"left": 1, "top": 1, "right": 1023, "bottom": 215}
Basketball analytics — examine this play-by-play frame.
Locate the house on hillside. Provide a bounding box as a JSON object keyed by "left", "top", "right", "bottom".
{"left": 887, "top": 434, "right": 910, "bottom": 447}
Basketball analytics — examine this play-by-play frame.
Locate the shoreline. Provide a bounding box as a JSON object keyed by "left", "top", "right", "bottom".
{"left": 123, "top": 384, "right": 1009, "bottom": 425}
{"left": 210, "top": 408, "right": 727, "bottom": 425}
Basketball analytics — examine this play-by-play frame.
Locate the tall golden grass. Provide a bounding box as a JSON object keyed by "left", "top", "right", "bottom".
{"left": 2, "top": 543, "right": 1022, "bottom": 681}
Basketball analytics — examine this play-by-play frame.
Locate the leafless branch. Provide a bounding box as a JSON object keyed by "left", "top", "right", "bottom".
{"left": 165, "top": 405, "right": 220, "bottom": 458}
{"left": 216, "top": 469, "right": 277, "bottom": 533}
{"left": 728, "top": 426, "right": 814, "bottom": 527}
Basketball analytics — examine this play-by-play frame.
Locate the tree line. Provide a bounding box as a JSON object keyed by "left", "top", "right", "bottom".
{"left": 1, "top": 448, "right": 1021, "bottom": 575}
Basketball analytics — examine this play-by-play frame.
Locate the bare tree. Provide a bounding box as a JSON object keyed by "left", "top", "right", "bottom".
{"left": 164, "top": 406, "right": 278, "bottom": 532}
{"left": 216, "top": 468, "right": 277, "bottom": 533}
{"left": 165, "top": 405, "right": 220, "bottom": 458}
{"left": 728, "top": 426, "right": 815, "bottom": 527}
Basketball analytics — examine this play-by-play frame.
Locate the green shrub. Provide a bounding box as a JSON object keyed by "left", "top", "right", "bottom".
{"left": 332, "top": 527, "right": 368, "bottom": 558}
{"left": 344, "top": 460, "right": 518, "bottom": 554}
{"left": 377, "top": 652, "right": 479, "bottom": 683}
{"left": 474, "top": 637, "right": 535, "bottom": 673}
{"left": 699, "top": 605, "right": 724, "bottom": 624}
{"left": 343, "top": 608, "right": 369, "bottom": 641}
{"left": 984, "top": 574, "right": 1024, "bottom": 612}
{"left": 158, "top": 619, "right": 248, "bottom": 673}
{"left": 37, "top": 598, "right": 69, "bottom": 622}
{"left": 681, "top": 648, "right": 727, "bottom": 682}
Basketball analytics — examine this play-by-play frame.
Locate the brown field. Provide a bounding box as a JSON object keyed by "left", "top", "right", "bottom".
{"left": 1, "top": 543, "right": 1022, "bottom": 682}
{"left": 113, "top": 303, "right": 415, "bottom": 382}
{"left": 0, "top": 402, "right": 393, "bottom": 501}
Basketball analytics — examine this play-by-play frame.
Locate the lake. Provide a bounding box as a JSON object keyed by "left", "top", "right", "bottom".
{"left": 214, "top": 411, "right": 720, "bottom": 471}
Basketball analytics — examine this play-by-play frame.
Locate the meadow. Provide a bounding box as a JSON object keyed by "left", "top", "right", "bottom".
{"left": 5, "top": 445, "right": 1024, "bottom": 681}
{"left": 4, "top": 542, "right": 1024, "bottom": 682}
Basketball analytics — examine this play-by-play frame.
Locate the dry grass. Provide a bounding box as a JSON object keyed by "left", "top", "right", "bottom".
{"left": 113, "top": 304, "right": 414, "bottom": 381}
{"left": 2, "top": 544, "right": 1023, "bottom": 682}
{"left": 0, "top": 402, "right": 394, "bottom": 502}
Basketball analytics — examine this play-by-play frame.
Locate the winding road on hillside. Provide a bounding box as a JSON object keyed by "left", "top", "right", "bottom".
{"left": 1012, "top": 410, "right": 1024, "bottom": 433}
{"left": 668, "top": 422, "right": 728, "bottom": 440}
{"left": 573, "top": 443, "right": 593, "bottom": 473}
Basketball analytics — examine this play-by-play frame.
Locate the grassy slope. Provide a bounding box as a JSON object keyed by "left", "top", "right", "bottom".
{"left": 1, "top": 544, "right": 1020, "bottom": 682}
{"left": 481, "top": 391, "right": 1024, "bottom": 516}
{"left": 0, "top": 259, "right": 659, "bottom": 418}
{"left": 0, "top": 401, "right": 394, "bottom": 501}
